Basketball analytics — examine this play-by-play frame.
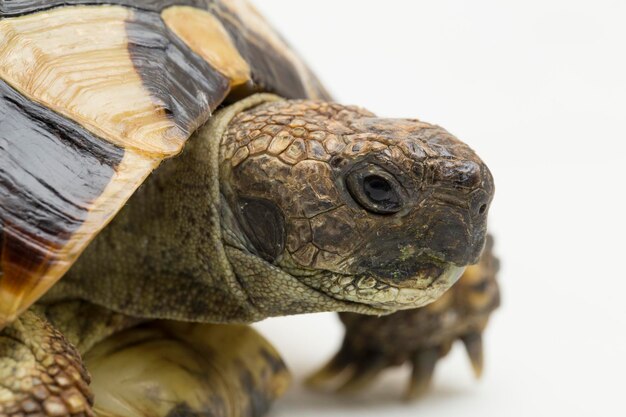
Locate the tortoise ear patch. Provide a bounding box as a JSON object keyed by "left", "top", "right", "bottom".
{"left": 237, "top": 196, "right": 286, "bottom": 264}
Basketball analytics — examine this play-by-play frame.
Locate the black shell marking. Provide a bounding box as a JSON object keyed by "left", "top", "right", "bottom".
{"left": 127, "top": 9, "right": 230, "bottom": 136}
{"left": 0, "top": 78, "right": 123, "bottom": 289}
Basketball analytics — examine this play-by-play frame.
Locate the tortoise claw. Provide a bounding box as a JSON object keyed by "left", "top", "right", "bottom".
{"left": 305, "top": 352, "right": 350, "bottom": 388}
{"left": 335, "top": 356, "right": 387, "bottom": 394}
{"left": 306, "top": 351, "right": 387, "bottom": 394}
{"left": 461, "top": 331, "right": 484, "bottom": 379}
{"left": 405, "top": 347, "right": 439, "bottom": 400}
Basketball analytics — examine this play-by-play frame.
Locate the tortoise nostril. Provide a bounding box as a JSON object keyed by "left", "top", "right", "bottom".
{"left": 478, "top": 204, "right": 487, "bottom": 215}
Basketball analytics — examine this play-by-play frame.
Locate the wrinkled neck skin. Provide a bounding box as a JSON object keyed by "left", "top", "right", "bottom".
{"left": 45, "top": 94, "right": 383, "bottom": 324}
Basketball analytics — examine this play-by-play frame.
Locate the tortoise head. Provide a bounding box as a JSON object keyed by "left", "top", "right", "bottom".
{"left": 219, "top": 99, "right": 494, "bottom": 312}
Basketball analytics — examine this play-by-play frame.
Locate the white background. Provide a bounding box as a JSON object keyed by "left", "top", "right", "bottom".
{"left": 250, "top": 1, "right": 626, "bottom": 416}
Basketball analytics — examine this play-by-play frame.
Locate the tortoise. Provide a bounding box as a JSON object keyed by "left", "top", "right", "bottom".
{"left": 0, "top": 1, "right": 500, "bottom": 416}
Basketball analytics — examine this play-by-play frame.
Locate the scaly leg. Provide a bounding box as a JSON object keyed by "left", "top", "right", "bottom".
{"left": 0, "top": 301, "right": 139, "bottom": 417}
{"left": 0, "top": 309, "right": 94, "bottom": 417}
{"left": 1, "top": 303, "right": 290, "bottom": 417}
{"left": 307, "top": 235, "right": 500, "bottom": 399}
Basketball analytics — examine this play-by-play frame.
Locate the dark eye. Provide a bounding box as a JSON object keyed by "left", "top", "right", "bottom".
{"left": 364, "top": 175, "right": 399, "bottom": 207}
{"left": 347, "top": 170, "right": 403, "bottom": 214}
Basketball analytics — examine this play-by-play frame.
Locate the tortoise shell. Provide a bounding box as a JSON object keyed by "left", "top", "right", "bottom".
{"left": 0, "top": 0, "right": 330, "bottom": 328}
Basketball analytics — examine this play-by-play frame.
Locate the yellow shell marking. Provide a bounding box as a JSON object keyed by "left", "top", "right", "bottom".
{"left": 162, "top": 6, "right": 251, "bottom": 87}
{"left": 0, "top": 6, "right": 185, "bottom": 156}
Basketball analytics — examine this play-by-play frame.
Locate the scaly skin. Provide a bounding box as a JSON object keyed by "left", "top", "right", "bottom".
{"left": 220, "top": 99, "right": 494, "bottom": 311}
{"left": 3, "top": 95, "right": 496, "bottom": 416}
{"left": 0, "top": 310, "right": 94, "bottom": 417}
{"left": 0, "top": 302, "right": 141, "bottom": 417}
{"left": 0, "top": 304, "right": 290, "bottom": 417}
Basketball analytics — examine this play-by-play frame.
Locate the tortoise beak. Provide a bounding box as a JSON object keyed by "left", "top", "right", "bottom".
{"left": 424, "top": 159, "right": 495, "bottom": 266}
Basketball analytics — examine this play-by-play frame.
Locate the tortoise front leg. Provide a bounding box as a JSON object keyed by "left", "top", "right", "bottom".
{"left": 307, "top": 236, "right": 500, "bottom": 399}
{"left": 0, "top": 310, "right": 94, "bottom": 417}
{"left": 0, "top": 301, "right": 140, "bottom": 417}
{"left": 1, "top": 305, "right": 290, "bottom": 417}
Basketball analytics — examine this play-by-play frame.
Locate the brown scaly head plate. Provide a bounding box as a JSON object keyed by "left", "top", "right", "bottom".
{"left": 0, "top": 0, "right": 331, "bottom": 329}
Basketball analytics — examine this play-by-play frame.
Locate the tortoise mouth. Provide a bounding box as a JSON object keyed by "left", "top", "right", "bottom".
{"left": 301, "top": 262, "right": 465, "bottom": 311}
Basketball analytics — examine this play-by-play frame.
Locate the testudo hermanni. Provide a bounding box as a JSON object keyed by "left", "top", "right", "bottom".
{"left": 0, "top": 1, "right": 499, "bottom": 416}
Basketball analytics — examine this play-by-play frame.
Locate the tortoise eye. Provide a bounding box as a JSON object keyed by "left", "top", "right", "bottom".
{"left": 363, "top": 175, "right": 399, "bottom": 209}
{"left": 346, "top": 169, "right": 403, "bottom": 214}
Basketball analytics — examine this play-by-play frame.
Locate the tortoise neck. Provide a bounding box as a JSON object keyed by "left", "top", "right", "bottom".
{"left": 47, "top": 98, "right": 282, "bottom": 323}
